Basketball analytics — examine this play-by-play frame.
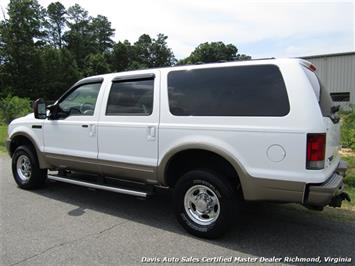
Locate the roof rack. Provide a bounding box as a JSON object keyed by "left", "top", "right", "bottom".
{"left": 250, "top": 57, "right": 275, "bottom": 61}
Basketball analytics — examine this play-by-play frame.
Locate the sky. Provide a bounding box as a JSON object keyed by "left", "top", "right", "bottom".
{"left": 0, "top": 0, "right": 354, "bottom": 59}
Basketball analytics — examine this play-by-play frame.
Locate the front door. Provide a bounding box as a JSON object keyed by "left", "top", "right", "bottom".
{"left": 43, "top": 81, "right": 103, "bottom": 171}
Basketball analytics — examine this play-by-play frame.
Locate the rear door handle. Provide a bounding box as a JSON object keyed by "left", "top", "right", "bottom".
{"left": 147, "top": 126, "right": 156, "bottom": 141}
{"left": 82, "top": 125, "right": 88, "bottom": 128}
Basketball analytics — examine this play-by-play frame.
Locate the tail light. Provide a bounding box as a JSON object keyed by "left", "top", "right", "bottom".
{"left": 300, "top": 60, "right": 317, "bottom": 72}
{"left": 307, "top": 64, "right": 317, "bottom": 72}
{"left": 306, "top": 133, "right": 326, "bottom": 170}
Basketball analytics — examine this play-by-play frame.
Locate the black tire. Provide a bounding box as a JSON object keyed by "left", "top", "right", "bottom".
{"left": 12, "top": 145, "right": 47, "bottom": 189}
{"left": 173, "top": 169, "right": 239, "bottom": 239}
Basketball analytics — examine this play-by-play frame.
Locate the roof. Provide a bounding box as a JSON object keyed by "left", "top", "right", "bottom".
{"left": 300, "top": 51, "right": 355, "bottom": 59}
{"left": 81, "top": 58, "right": 303, "bottom": 82}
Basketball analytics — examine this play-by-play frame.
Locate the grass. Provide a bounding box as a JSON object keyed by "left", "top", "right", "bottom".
{"left": 342, "top": 155, "right": 355, "bottom": 186}
{"left": 0, "top": 124, "right": 8, "bottom": 154}
{"left": 340, "top": 155, "right": 355, "bottom": 209}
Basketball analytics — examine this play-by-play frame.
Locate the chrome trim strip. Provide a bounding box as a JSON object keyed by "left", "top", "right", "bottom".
{"left": 47, "top": 175, "right": 148, "bottom": 197}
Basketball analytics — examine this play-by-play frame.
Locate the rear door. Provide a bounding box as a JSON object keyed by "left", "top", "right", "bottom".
{"left": 97, "top": 71, "right": 160, "bottom": 182}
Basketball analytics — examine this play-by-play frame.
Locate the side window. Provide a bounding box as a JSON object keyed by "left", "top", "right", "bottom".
{"left": 106, "top": 78, "right": 154, "bottom": 116}
{"left": 168, "top": 65, "right": 289, "bottom": 116}
{"left": 59, "top": 83, "right": 101, "bottom": 116}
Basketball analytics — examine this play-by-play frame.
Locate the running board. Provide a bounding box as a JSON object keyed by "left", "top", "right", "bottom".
{"left": 47, "top": 175, "right": 148, "bottom": 197}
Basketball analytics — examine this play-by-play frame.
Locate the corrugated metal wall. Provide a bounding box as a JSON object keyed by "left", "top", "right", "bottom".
{"left": 302, "top": 53, "right": 355, "bottom": 103}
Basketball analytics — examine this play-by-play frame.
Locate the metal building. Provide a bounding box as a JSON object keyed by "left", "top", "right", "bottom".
{"left": 301, "top": 51, "right": 355, "bottom": 104}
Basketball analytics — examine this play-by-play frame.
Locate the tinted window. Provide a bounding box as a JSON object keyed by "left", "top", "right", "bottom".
{"left": 303, "top": 68, "right": 333, "bottom": 117}
{"left": 106, "top": 78, "right": 154, "bottom": 116}
{"left": 319, "top": 80, "right": 333, "bottom": 117}
{"left": 59, "top": 83, "right": 101, "bottom": 116}
{"left": 168, "top": 65, "right": 289, "bottom": 116}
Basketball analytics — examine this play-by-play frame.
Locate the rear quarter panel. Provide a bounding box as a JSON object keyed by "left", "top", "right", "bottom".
{"left": 158, "top": 60, "right": 334, "bottom": 190}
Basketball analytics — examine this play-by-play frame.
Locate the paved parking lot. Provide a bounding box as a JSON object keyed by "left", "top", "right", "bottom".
{"left": 1, "top": 155, "right": 355, "bottom": 266}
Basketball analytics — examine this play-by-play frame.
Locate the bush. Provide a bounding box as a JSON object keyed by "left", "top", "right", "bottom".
{"left": 340, "top": 105, "right": 355, "bottom": 150}
{"left": 0, "top": 95, "right": 32, "bottom": 124}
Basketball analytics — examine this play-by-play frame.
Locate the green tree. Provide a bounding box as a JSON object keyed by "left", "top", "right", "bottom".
{"left": 150, "top": 33, "right": 176, "bottom": 67}
{"left": 110, "top": 40, "right": 133, "bottom": 72}
{"left": 0, "top": 0, "right": 47, "bottom": 98}
{"left": 131, "top": 33, "right": 176, "bottom": 69}
{"left": 63, "top": 4, "right": 93, "bottom": 68}
{"left": 45, "top": 1, "right": 66, "bottom": 48}
{"left": 0, "top": 0, "right": 255, "bottom": 102}
{"left": 90, "top": 15, "right": 115, "bottom": 53}
{"left": 178, "top": 41, "right": 251, "bottom": 65}
{"left": 0, "top": 25, "right": 11, "bottom": 97}
{"left": 64, "top": 5, "right": 115, "bottom": 71}
{"left": 133, "top": 34, "right": 152, "bottom": 68}
{"left": 84, "top": 53, "right": 110, "bottom": 76}
{"left": 66, "top": 3, "right": 89, "bottom": 24}
{"left": 109, "top": 34, "right": 175, "bottom": 71}
{"left": 40, "top": 48, "right": 81, "bottom": 99}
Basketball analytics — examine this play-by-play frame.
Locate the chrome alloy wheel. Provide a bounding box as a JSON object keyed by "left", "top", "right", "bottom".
{"left": 16, "top": 154, "right": 32, "bottom": 182}
{"left": 184, "top": 184, "right": 220, "bottom": 225}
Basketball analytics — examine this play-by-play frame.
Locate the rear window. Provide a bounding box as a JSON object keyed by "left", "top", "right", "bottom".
{"left": 168, "top": 65, "right": 290, "bottom": 116}
{"left": 303, "top": 68, "right": 333, "bottom": 117}
{"left": 319, "top": 79, "right": 333, "bottom": 117}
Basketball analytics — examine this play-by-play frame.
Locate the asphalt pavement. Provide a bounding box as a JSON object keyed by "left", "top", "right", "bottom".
{"left": 1, "top": 155, "right": 355, "bottom": 266}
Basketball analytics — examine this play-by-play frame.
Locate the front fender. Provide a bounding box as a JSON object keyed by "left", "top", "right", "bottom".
{"left": 8, "top": 126, "right": 49, "bottom": 169}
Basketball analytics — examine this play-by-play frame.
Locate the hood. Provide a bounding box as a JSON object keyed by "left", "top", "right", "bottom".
{"left": 10, "top": 113, "right": 36, "bottom": 124}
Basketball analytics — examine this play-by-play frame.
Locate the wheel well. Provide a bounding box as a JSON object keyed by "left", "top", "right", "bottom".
{"left": 165, "top": 149, "right": 241, "bottom": 190}
{"left": 9, "top": 135, "right": 36, "bottom": 157}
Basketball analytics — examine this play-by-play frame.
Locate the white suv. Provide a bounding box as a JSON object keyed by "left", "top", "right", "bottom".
{"left": 6, "top": 58, "right": 350, "bottom": 238}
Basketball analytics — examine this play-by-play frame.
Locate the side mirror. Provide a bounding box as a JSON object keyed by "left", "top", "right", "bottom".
{"left": 33, "top": 98, "right": 47, "bottom": 119}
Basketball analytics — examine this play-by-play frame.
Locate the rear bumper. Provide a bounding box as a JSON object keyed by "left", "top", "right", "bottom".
{"left": 304, "top": 160, "right": 349, "bottom": 208}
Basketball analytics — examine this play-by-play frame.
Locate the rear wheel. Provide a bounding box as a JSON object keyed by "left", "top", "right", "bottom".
{"left": 12, "top": 145, "right": 47, "bottom": 189}
{"left": 173, "top": 169, "right": 239, "bottom": 238}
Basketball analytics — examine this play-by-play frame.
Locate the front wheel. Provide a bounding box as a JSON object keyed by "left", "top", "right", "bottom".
{"left": 12, "top": 145, "right": 47, "bottom": 189}
{"left": 173, "top": 169, "right": 239, "bottom": 238}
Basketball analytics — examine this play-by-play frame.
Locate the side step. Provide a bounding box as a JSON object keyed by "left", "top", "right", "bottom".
{"left": 47, "top": 175, "right": 148, "bottom": 198}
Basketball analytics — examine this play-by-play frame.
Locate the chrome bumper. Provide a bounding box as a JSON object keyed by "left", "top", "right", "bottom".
{"left": 304, "top": 160, "right": 350, "bottom": 208}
